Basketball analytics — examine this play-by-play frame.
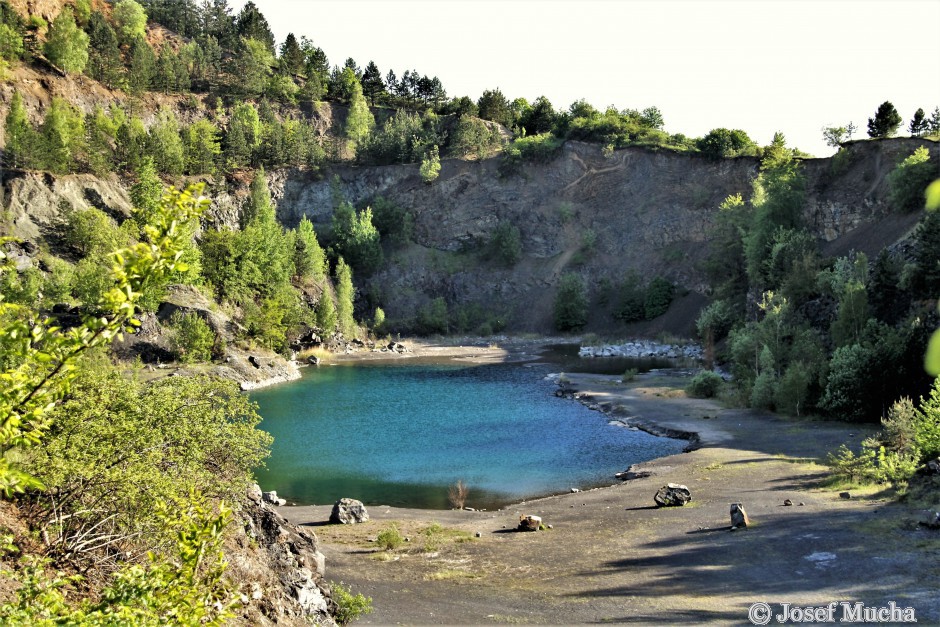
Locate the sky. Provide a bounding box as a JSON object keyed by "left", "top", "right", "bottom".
{"left": 233, "top": 0, "right": 940, "bottom": 157}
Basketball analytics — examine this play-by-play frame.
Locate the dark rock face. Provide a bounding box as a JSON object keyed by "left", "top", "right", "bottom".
{"left": 329, "top": 498, "right": 369, "bottom": 524}
{"left": 654, "top": 483, "right": 692, "bottom": 507}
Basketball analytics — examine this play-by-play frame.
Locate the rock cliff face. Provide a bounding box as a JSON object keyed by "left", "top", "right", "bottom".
{"left": 3, "top": 138, "right": 937, "bottom": 335}
{"left": 269, "top": 138, "right": 938, "bottom": 333}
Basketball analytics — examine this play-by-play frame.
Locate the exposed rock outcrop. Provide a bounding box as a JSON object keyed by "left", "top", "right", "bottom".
{"left": 227, "top": 491, "right": 336, "bottom": 626}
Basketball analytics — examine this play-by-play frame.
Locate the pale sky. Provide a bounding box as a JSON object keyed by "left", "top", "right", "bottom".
{"left": 235, "top": 0, "right": 940, "bottom": 157}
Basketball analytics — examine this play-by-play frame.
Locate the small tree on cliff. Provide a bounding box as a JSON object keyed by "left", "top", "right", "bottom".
{"left": 867, "top": 101, "right": 902, "bottom": 138}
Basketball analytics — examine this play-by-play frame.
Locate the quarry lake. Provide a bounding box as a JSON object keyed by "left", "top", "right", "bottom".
{"left": 251, "top": 360, "right": 687, "bottom": 509}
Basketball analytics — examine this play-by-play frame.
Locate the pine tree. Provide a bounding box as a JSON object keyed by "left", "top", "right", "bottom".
{"left": 224, "top": 102, "right": 261, "bottom": 168}
{"left": 478, "top": 88, "right": 512, "bottom": 127}
{"left": 4, "top": 91, "right": 38, "bottom": 169}
{"left": 39, "top": 97, "right": 85, "bottom": 173}
{"left": 146, "top": 109, "right": 185, "bottom": 176}
{"left": 115, "top": 116, "right": 147, "bottom": 171}
{"left": 867, "top": 101, "right": 903, "bottom": 138}
{"left": 929, "top": 107, "right": 940, "bottom": 136}
{"left": 182, "top": 119, "right": 221, "bottom": 175}
{"left": 909, "top": 108, "right": 928, "bottom": 136}
{"left": 127, "top": 35, "right": 156, "bottom": 94}
{"left": 86, "top": 11, "right": 124, "bottom": 88}
{"left": 335, "top": 257, "right": 356, "bottom": 338}
{"left": 293, "top": 216, "right": 326, "bottom": 281}
{"left": 235, "top": 1, "right": 275, "bottom": 53}
{"left": 43, "top": 6, "right": 88, "bottom": 74}
{"left": 154, "top": 44, "right": 178, "bottom": 93}
{"left": 361, "top": 61, "right": 385, "bottom": 106}
{"left": 316, "top": 287, "right": 337, "bottom": 334}
{"left": 85, "top": 105, "right": 118, "bottom": 175}
{"left": 279, "top": 32, "right": 303, "bottom": 75}
{"left": 131, "top": 156, "right": 163, "bottom": 221}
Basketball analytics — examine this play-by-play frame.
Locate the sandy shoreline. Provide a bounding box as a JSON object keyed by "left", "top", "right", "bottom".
{"left": 274, "top": 342, "right": 940, "bottom": 625}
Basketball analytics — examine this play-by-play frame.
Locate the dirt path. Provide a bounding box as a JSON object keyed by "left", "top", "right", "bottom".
{"left": 281, "top": 370, "right": 940, "bottom": 625}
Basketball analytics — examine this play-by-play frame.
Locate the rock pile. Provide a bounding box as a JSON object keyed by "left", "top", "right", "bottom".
{"left": 579, "top": 340, "right": 703, "bottom": 360}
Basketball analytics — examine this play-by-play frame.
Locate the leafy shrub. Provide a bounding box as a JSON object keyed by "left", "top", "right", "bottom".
{"left": 553, "top": 273, "right": 588, "bottom": 332}
{"left": 417, "top": 297, "right": 449, "bottom": 335}
{"left": 331, "top": 582, "right": 373, "bottom": 626}
{"left": 0, "top": 493, "right": 238, "bottom": 626}
{"left": 622, "top": 368, "right": 638, "bottom": 383}
{"left": 820, "top": 343, "right": 877, "bottom": 422}
{"left": 370, "top": 196, "right": 413, "bottom": 246}
{"left": 27, "top": 363, "right": 272, "bottom": 562}
{"left": 644, "top": 276, "right": 674, "bottom": 319}
{"left": 419, "top": 145, "right": 441, "bottom": 183}
{"left": 168, "top": 310, "right": 215, "bottom": 363}
{"left": 695, "top": 299, "right": 736, "bottom": 341}
{"left": 490, "top": 220, "right": 522, "bottom": 266}
{"left": 376, "top": 525, "right": 403, "bottom": 551}
{"left": 513, "top": 132, "right": 563, "bottom": 162}
{"left": 687, "top": 371, "right": 723, "bottom": 398}
{"left": 887, "top": 146, "right": 936, "bottom": 212}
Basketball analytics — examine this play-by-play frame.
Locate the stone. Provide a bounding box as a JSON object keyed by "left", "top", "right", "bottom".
{"left": 262, "top": 490, "right": 284, "bottom": 505}
{"left": 248, "top": 483, "right": 263, "bottom": 502}
{"left": 839, "top": 492, "right": 852, "bottom": 499}
{"left": 923, "top": 458, "right": 940, "bottom": 476}
{"left": 919, "top": 511, "right": 940, "bottom": 530}
{"left": 654, "top": 483, "right": 692, "bottom": 507}
{"left": 475, "top": 531, "right": 482, "bottom": 538}
{"left": 307, "top": 356, "right": 320, "bottom": 365}
{"left": 249, "top": 355, "right": 261, "bottom": 368}
{"left": 730, "top": 503, "right": 750, "bottom": 530}
{"left": 518, "top": 515, "right": 542, "bottom": 531}
{"left": 783, "top": 499, "right": 793, "bottom": 506}
{"left": 330, "top": 498, "right": 369, "bottom": 524}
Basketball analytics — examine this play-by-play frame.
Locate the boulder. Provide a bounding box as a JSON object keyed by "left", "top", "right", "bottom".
{"left": 518, "top": 515, "right": 542, "bottom": 531}
{"left": 730, "top": 503, "right": 750, "bottom": 530}
{"left": 654, "top": 483, "right": 692, "bottom": 507}
{"left": 330, "top": 498, "right": 369, "bottom": 524}
{"left": 247, "top": 483, "right": 263, "bottom": 503}
{"left": 262, "top": 490, "right": 287, "bottom": 506}
{"left": 919, "top": 511, "right": 940, "bottom": 530}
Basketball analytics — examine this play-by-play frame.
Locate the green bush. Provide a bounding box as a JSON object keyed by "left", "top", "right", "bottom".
{"left": 687, "top": 371, "right": 723, "bottom": 398}
{"left": 490, "top": 220, "right": 522, "bottom": 266}
{"left": 513, "top": 132, "right": 563, "bottom": 162}
{"left": 417, "top": 297, "right": 449, "bottom": 335}
{"left": 331, "top": 582, "right": 373, "bottom": 626}
{"left": 644, "top": 277, "right": 674, "bottom": 319}
{"left": 376, "top": 525, "right": 403, "bottom": 551}
{"left": 168, "top": 310, "right": 215, "bottom": 363}
{"left": 553, "top": 273, "right": 588, "bottom": 332}
{"left": 820, "top": 343, "right": 877, "bottom": 422}
{"left": 419, "top": 145, "right": 441, "bottom": 183}
{"left": 887, "top": 146, "right": 936, "bottom": 212}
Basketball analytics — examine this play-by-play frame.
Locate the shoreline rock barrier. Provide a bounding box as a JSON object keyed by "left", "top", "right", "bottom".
{"left": 578, "top": 340, "right": 703, "bottom": 360}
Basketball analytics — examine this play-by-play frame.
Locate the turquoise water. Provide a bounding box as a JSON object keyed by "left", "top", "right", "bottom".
{"left": 251, "top": 362, "right": 687, "bottom": 509}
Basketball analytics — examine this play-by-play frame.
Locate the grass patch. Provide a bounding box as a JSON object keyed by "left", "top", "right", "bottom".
{"left": 421, "top": 522, "right": 474, "bottom": 552}
{"left": 297, "top": 346, "right": 332, "bottom": 363}
{"left": 425, "top": 568, "right": 482, "bottom": 581}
